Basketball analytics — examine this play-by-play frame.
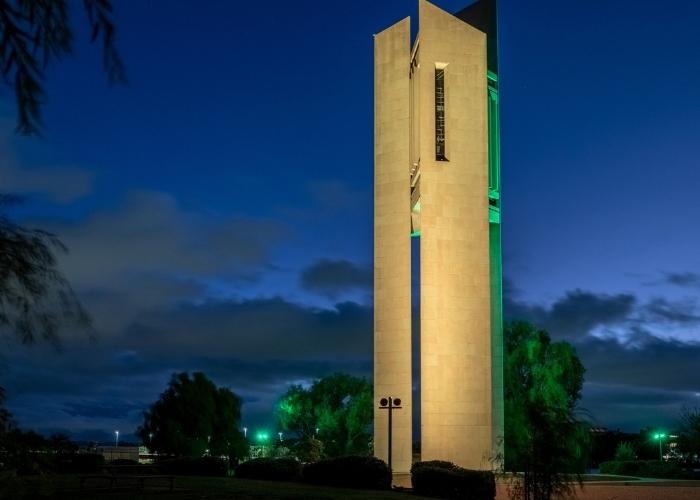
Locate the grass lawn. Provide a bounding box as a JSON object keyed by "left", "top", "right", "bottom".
{"left": 1, "top": 474, "right": 434, "bottom": 500}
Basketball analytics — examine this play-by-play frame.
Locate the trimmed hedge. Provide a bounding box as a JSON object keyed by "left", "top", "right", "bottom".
{"left": 599, "top": 460, "right": 697, "bottom": 479}
{"left": 235, "top": 457, "right": 302, "bottom": 482}
{"left": 411, "top": 460, "right": 496, "bottom": 500}
{"left": 157, "top": 456, "right": 228, "bottom": 476}
{"left": 302, "top": 456, "right": 391, "bottom": 490}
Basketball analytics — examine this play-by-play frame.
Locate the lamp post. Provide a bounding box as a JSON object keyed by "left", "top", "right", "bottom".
{"left": 115, "top": 430, "right": 119, "bottom": 447}
{"left": 243, "top": 427, "right": 247, "bottom": 439}
{"left": 653, "top": 432, "right": 666, "bottom": 460}
{"left": 378, "top": 396, "right": 402, "bottom": 473}
{"left": 278, "top": 432, "right": 283, "bottom": 442}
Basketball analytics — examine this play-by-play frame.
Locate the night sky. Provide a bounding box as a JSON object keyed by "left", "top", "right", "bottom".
{"left": 2, "top": 0, "right": 700, "bottom": 443}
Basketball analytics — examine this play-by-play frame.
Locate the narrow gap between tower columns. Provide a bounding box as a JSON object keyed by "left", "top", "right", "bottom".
{"left": 411, "top": 235, "right": 421, "bottom": 463}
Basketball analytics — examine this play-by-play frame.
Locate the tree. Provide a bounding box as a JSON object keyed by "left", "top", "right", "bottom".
{"left": 276, "top": 373, "right": 373, "bottom": 459}
{"left": 0, "top": 0, "right": 125, "bottom": 135}
{"left": 677, "top": 407, "right": 700, "bottom": 460}
{"left": 614, "top": 441, "right": 636, "bottom": 461}
{"left": 504, "top": 321, "right": 590, "bottom": 500}
{"left": 137, "top": 372, "right": 247, "bottom": 461}
{"left": 0, "top": 196, "right": 91, "bottom": 345}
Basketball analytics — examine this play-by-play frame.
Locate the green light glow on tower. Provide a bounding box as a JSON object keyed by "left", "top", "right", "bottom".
{"left": 487, "top": 66, "right": 504, "bottom": 457}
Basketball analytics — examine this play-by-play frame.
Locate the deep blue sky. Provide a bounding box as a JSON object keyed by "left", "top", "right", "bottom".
{"left": 2, "top": 0, "right": 699, "bottom": 442}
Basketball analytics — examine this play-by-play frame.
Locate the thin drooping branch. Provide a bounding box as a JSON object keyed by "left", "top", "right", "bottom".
{"left": 0, "top": 0, "right": 125, "bottom": 135}
{"left": 0, "top": 198, "right": 91, "bottom": 345}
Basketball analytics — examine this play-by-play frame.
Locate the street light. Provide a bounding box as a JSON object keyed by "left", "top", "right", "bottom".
{"left": 243, "top": 427, "right": 247, "bottom": 438}
{"left": 653, "top": 432, "right": 667, "bottom": 460}
{"left": 115, "top": 430, "right": 119, "bottom": 447}
{"left": 278, "top": 432, "right": 283, "bottom": 442}
{"left": 378, "top": 396, "right": 402, "bottom": 473}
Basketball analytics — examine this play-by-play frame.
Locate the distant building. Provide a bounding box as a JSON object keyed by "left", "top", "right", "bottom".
{"left": 96, "top": 445, "right": 139, "bottom": 462}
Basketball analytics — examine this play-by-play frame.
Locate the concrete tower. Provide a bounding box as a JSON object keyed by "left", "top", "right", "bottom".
{"left": 374, "top": 0, "right": 503, "bottom": 473}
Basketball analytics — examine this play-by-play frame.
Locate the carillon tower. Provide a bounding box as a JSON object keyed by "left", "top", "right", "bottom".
{"left": 373, "top": 0, "right": 503, "bottom": 473}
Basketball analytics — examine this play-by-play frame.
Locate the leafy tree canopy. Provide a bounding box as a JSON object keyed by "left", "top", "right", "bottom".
{"left": 276, "top": 373, "right": 372, "bottom": 458}
{"left": 504, "top": 321, "right": 589, "bottom": 500}
{"left": 137, "top": 372, "right": 247, "bottom": 460}
{"left": 0, "top": 0, "right": 125, "bottom": 135}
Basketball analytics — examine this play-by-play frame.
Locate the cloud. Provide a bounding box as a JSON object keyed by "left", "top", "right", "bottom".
{"left": 0, "top": 137, "right": 93, "bottom": 203}
{"left": 577, "top": 327, "right": 700, "bottom": 431}
{"left": 28, "top": 191, "right": 287, "bottom": 335}
{"left": 300, "top": 259, "right": 372, "bottom": 297}
{"left": 663, "top": 271, "right": 700, "bottom": 288}
{"left": 504, "top": 285, "right": 635, "bottom": 339}
{"left": 581, "top": 382, "right": 699, "bottom": 431}
{"left": 0, "top": 164, "right": 93, "bottom": 204}
{"left": 3, "top": 297, "right": 373, "bottom": 436}
{"left": 643, "top": 297, "right": 700, "bottom": 324}
{"left": 40, "top": 191, "right": 285, "bottom": 287}
{"left": 577, "top": 328, "right": 700, "bottom": 393}
{"left": 125, "top": 297, "right": 372, "bottom": 361}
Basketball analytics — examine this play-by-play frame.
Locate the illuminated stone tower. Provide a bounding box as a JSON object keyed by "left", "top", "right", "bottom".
{"left": 373, "top": 0, "right": 503, "bottom": 473}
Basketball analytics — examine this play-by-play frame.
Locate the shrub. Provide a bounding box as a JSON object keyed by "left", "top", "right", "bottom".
{"left": 614, "top": 442, "right": 636, "bottom": 461}
{"left": 53, "top": 453, "right": 105, "bottom": 474}
{"left": 411, "top": 460, "right": 496, "bottom": 500}
{"left": 599, "top": 460, "right": 697, "bottom": 479}
{"left": 235, "top": 457, "right": 302, "bottom": 482}
{"left": 157, "top": 456, "right": 228, "bottom": 476}
{"left": 302, "top": 455, "right": 391, "bottom": 490}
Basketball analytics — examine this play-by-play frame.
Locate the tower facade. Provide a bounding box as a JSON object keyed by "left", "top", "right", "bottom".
{"left": 374, "top": 0, "right": 502, "bottom": 473}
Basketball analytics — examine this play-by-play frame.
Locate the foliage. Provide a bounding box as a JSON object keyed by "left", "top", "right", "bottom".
{"left": 0, "top": 196, "right": 91, "bottom": 345}
{"left": 276, "top": 373, "right": 372, "bottom": 458}
{"left": 235, "top": 457, "right": 302, "bottom": 482}
{"left": 503, "top": 321, "right": 590, "bottom": 500}
{"left": 677, "top": 407, "right": 700, "bottom": 458}
{"left": 410, "top": 460, "right": 496, "bottom": 500}
{"left": 589, "top": 429, "right": 636, "bottom": 467}
{"left": 292, "top": 437, "right": 323, "bottom": 462}
{"left": 0, "top": 0, "right": 126, "bottom": 135}
{"left": 599, "top": 459, "right": 698, "bottom": 479}
{"left": 137, "top": 372, "right": 247, "bottom": 461}
{"left": 157, "top": 456, "right": 229, "bottom": 477}
{"left": 302, "top": 455, "right": 391, "bottom": 490}
{"left": 614, "top": 441, "right": 636, "bottom": 462}
{"left": 0, "top": 426, "right": 84, "bottom": 475}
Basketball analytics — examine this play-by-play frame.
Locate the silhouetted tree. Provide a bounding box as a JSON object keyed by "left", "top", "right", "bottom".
{"left": 0, "top": 0, "right": 126, "bottom": 135}
{"left": 677, "top": 407, "right": 700, "bottom": 460}
{"left": 137, "top": 372, "right": 248, "bottom": 461}
{"left": 504, "top": 321, "right": 590, "bottom": 500}
{"left": 276, "top": 373, "right": 372, "bottom": 459}
{"left": 0, "top": 195, "right": 90, "bottom": 345}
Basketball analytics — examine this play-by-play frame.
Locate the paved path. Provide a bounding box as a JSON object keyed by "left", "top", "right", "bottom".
{"left": 496, "top": 483, "right": 700, "bottom": 499}
{"left": 394, "top": 473, "right": 700, "bottom": 499}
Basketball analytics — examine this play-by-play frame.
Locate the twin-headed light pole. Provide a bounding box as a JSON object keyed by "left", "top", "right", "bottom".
{"left": 378, "top": 396, "right": 402, "bottom": 473}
